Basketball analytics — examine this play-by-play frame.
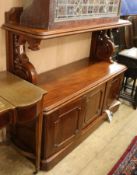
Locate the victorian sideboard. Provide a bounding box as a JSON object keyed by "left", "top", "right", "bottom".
{"left": 3, "top": 0, "right": 130, "bottom": 170}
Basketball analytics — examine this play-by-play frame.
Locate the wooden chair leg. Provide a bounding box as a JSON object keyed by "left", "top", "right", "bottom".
{"left": 133, "top": 87, "right": 137, "bottom": 109}
{"left": 124, "top": 77, "right": 128, "bottom": 91}
{"left": 131, "top": 78, "right": 136, "bottom": 97}
{"left": 121, "top": 77, "right": 124, "bottom": 91}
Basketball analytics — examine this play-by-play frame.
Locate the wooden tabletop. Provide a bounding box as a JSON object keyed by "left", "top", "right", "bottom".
{"left": 0, "top": 71, "right": 46, "bottom": 108}
{"left": 0, "top": 96, "right": 14, "bottom": 113}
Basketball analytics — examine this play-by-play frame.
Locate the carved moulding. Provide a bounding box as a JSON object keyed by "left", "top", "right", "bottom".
{"left": 4, "top": 7, "right": 131, "bottom": 85}
{"left": 91, "top": 30, "right": 115, "bottom": 63}
{"left": 13, "top": 34, "right": 41, "bottom": 84}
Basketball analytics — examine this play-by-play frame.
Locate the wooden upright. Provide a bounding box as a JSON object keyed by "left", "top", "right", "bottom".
{"left": 3, "top": 0, "right": 131, "bottom": 170}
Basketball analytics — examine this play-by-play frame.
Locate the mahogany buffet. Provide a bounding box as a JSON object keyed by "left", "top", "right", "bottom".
{"left": 3, "top": 0, "right": 131, "bottom": 171}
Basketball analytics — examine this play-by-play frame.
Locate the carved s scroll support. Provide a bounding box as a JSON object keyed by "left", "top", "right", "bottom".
{"left": 90, "top": 30, "right": 115, "bottom": 63}
{"left": 13, "top": 34, "right": 41, "bottom": 84}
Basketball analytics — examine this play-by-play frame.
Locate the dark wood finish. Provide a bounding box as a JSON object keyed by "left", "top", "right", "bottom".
{"left": 3, "top": 6, "right": 130, "bottom": 171}
{"left": 43, "top": 98, "right": 85, "bottom": 158}
{"left": 0, "top": 71, "right": 46, "bottom": 173}
{"left": 12, "top": 60, "right": 126, "bottom": 170}
{"left": 3, "top": 18, "right": 131, "bottom": 40}
{"left": 20, "top": 0, "right": 50, "bottom": 29}
{"left": 6, "top": 32, "right": 38, "bottom": 84}
{"left": 121, "top": 15, "right": 137, "bottom": 48}
{"left": 38, "top": 60, "right": 126, "bottom": 112}
{"left": 0, "top": 97, "right": 14, "bottom": 129}
{"left": 118, "top": 48, "right": 137, "bottom": 109}
{"left": 40, "top": 61, "right": 126, "bottom": 170}
{"left": 83, "top": 84, "right": 105, "bottom": 126}
{"left": 3, "top": 8, "right": 130, "bottom": 39}
{"left": 3, "top": 8, "right": 130, "bottom": 84}
{"left": 129, "top": 15, "right": 137, "bottom": 47}
{"left": 103, "top": 74, "right": 124, "bottom": 110}
{"left": 0, "top": 112, "right": 12, "bottom": 129}
{"left": 114, "top": 15, "right": 137, "bottom": 109}
{"left": 91, "top": 31, "right": 115, "bottom": 63}
{"left": 112, "top": 15, "right": 137, "bottom": 54}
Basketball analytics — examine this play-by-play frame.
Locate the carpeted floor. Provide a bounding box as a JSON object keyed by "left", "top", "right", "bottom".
{"left": 108, "top": 136, "right": 137, "bottom": 175}
{"left": 0, "top": 102, "right": 137, "bottom": 175}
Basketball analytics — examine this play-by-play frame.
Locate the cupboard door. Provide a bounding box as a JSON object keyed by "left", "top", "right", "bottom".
{"left": 104, "top": 74, "right": 123, "bottom": 110}
{"left": 43, "top": 98, "right": 85, "bottom": 157}
{"left": 83, "top": 84, "right": 105, "bottom": 126}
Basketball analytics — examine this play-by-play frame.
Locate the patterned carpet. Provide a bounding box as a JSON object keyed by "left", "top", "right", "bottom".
{"left": 108, "top": 136, "right": 137, "bottom": 175}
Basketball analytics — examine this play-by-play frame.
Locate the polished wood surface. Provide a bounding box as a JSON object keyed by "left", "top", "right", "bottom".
{"left": 3, "top": 7, "right": 130, "bottom": 40}
{"left": 0, "top": 71, "right": 45, "bottom": 107}
{"left": 4, "top": 18, "right": 131, "bottom": 40}
{"left": 10, "top": 57, "right": 126, "bottom": 170}
{"left": 38, "top": 59, "right": 126, "bottom": 112}
{"left": 91, "top": 31, "right": 115, "bottom": 63}
{"left": 3, "top": 6, "right": 129, "bottom": 171}
{"left": 41, "top": 69, "right": 125, "bottom": 170}
{"left": 3, "top": 8, "right": 131, "bottom": 84}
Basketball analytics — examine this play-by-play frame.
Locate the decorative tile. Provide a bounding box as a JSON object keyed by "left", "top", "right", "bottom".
{"left": 55, "top": 0, "right": 120, "bottom": 22}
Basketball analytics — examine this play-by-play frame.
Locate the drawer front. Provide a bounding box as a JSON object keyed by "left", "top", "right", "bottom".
{"left": 43, "top": 97, "right": 85, "bottom": 157}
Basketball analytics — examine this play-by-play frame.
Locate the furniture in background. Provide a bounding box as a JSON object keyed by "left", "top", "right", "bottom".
{"left": 3, "top": 0, "right": 130, "bottom": 170}
{"left": 120, "top": 15, "right": 137, "bottom": 49}
{"left": 115, "top": 15, "right": 137, "bottom": 109}
{"left": 118, "top": 48, "right": 137, "bottom": 109}
{"left": 0, "top": 71, "right": 46, "bottom": 173}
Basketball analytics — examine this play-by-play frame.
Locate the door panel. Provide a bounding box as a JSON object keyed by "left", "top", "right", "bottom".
{"left": 43, "top": 97, "right": 85, "bottom": 157}
{"left": 104, "top": 74, "right": 123, "bottom": 110}
{"left": 83, "top": 84, "right": 105, "bottom": 126}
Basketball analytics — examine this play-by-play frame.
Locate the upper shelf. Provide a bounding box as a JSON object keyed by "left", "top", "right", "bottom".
{"left": 3, "top": 8, "right": 131, "bottom": 40}
{"left": 4, "top": 19, "right": 131, "bottom": 40}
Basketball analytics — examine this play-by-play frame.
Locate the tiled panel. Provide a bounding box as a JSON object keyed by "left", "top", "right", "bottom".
{"left": 54, "top": 0, "right": 120, "bottom": 22}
